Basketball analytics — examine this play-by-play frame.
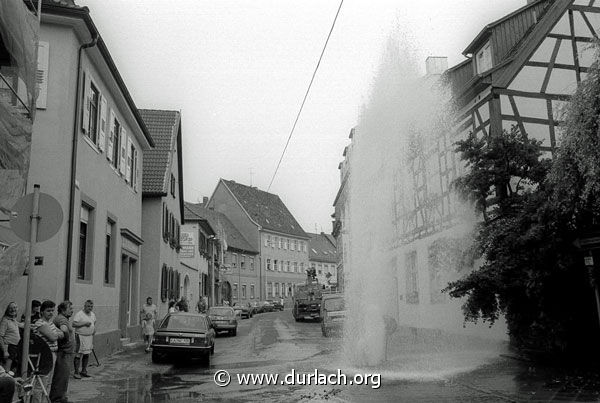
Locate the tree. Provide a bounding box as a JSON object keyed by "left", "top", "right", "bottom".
{"left": 444, "top": 50, "right": 600, "bottom": 356}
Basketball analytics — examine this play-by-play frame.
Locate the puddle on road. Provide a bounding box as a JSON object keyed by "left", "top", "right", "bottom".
{"left": 104, "top": 372, "right": 206, "bottom": 402}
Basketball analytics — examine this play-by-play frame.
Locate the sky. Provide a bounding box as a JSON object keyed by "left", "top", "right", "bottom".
{"left": 78, "top": 0, "right": 526, "bottom": 234}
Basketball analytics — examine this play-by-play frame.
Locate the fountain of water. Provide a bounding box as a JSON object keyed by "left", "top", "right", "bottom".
{"left": 339, "top": 31, "right": 508, "bottom": 379}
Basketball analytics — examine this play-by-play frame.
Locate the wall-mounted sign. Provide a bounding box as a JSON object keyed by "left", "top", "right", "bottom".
{"left": 180, "top": 231, "right": 195, "bottom": 258}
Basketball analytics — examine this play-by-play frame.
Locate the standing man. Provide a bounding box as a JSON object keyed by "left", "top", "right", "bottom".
{"left": 72, "top": 300, "right": 96, "bottom": 379}
{"left": 51, "top": 301, "right": 74, "bottom": 402}
{"left": 140, "top": 297, "right": 157, "bottom": 353}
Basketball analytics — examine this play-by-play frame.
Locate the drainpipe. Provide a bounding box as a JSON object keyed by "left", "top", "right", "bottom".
{"left": 64, "top": 34, "right": 98, "bottom": 300}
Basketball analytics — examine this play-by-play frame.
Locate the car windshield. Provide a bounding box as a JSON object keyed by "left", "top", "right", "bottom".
{"left": 324, "top": 298, "right": 344, "bottom": 311}
{"left": 208, "top": 307, "right": 234, "bottom": 317}
{"left": 161, "top": 315, "right": 207, "bottom": 331}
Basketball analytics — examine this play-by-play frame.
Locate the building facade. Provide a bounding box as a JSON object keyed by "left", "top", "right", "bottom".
{"left": 140, "top": 109, "right": 192, "bottom": 317}
{"left": 307, "top": 232, "right": 338, "bottom": 287}
{"left": 182, "top": 201, "right": 215, "bottom": 306}
{"left": 207, "top": 179, "right": 309, "bottom": 302}
{"left": 390, "top": 0, "right": 599, "bottom": 340}
{"left": 332, "top": 128, "right": 354, "bottom": 293}
{"left": 3, "top": 0, "right": 155, "bottom": 356}
{"left": 185, "top": 201, "right": 259, "bottom": 306}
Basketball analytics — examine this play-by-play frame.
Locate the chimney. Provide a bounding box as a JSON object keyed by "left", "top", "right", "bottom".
{"left": 203, "top": 196, "right": 208, "bottom": 205}
{"left": 425, "top": 56, "right": 448, "bottom": 76}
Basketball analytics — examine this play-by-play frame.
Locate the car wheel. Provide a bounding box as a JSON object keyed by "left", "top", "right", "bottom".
{"left": 152, "top": 350, "right": 164, "bottom": 364}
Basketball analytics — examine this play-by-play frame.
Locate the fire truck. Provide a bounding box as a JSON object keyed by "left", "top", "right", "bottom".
{"left": 292, "top": 269, "right": 323, "bottom": 321}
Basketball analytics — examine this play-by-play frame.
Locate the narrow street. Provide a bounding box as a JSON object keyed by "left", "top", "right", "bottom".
{"left": 66, "top": 310, "right": 600, "bottom": 402}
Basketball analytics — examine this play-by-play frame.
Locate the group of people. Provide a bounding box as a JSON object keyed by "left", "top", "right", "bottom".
{"left": 0, "top": 299, "right": 97, "bottom": 403}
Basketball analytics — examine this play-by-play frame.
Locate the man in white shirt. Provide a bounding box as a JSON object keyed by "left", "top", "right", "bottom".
{"left": 72, "top": 300, "right": 96, "bottom": 379}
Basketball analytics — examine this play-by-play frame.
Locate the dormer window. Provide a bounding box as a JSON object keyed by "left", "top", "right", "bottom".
{"left": 476, "top": 41, "right": 492, "bottom": 74}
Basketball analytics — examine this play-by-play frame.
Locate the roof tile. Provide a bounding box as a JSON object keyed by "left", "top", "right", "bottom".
{"left": 139, "top": 109, "right": 180, "bottom": 194}
{"left": 222, "top": 180, "right": 308, "bottom": 238}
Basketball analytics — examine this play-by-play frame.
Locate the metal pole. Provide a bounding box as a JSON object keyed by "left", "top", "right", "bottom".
{"left": 21, "top": 184, "right": 40, "bottom": 377}
{"left": 209, "top": 238, "right": 215, "bottom": 308}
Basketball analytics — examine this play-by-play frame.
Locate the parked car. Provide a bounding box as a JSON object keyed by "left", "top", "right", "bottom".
{"left": 258, "top": 301, "right": 274, "bottom": 313}
{"left": 233, "top": 302, "right": 254, "bottom": 319}
{"left": 320, "top": 295, "right": 345, "bottom": 337}
{"left": 151, "top": 312, "right": 215, "bottom": 364}
{"left": 207, "top": 306, "right": 238, "bottom": 335}
{"left": 251, "top": 301, "right": 262, "bottom": 314}
{"left": 266, "top": 299, "right": 284, "bottom": 311}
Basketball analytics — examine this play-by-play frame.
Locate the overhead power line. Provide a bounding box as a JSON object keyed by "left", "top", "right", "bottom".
{"left": 267, "top": 0, "right": 344, "bottom": 191}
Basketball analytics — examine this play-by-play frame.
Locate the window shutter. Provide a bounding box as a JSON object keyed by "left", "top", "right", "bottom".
{"left": 133, "top": 148, "right": 139, "bottom": 191}
{"left": 36, "top": 41, "right": 49, "bottom": 109}
{"left": 119, "top": 128, "right": 127, "bottom": 175}
{"left": 126, "top": 136, "right": 132, "bottom": 182}
{"left": 107, "top": 109, "right": 115, "bottom": 162}
{"left": 98, "top": 94, "right": 107, "bottom": 152}
{"left": 81, "top": 70, "right": 91, "bottom": 134}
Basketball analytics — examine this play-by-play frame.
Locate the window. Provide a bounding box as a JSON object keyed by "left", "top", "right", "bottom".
{"left": 293, "top": 261, "right": 298, "bottom": 273}
{"left": 87, "top": 82, "right": 100, "bottom": 144}
{"left": 274, "top": 237, "right": 279, "bottom": 248}
{"left": 318, "top": 264, "right": 322, "bottom": 275}
{"left": 273, "top": 259, "right": 278, "bottom": 271}
{"left": 240, "top": 255, "right": 245, "bottom": 270}
{"left": 250, "top": 284, "right": 255, "bottom": 299}
{"left": 284, "top": 239, "right": 288, "bottom": 250}
{"left": 405, "top": 251, "right": 419, "bottom": 304}
{"left": 267, "top": 282, "right": 272, "bottom": 297}
{"left": 300, "top": 262, "right": 304, "bottom": 274}
{"left": 250, "top": 257, "right": 254, "bottom": 270}
{"left": 476, "top": 41, "right": 492, "bottom": 73}
{"left": 286, "top": 261, "right": 290, "bottom": 272}
{"left": 104, "top": 220, "right": 114, "bottom": 284}
{"left": 78, "top": 205, "right": 93, "bottom": 281}
{"left": 264, "top": 235, "right": 268, "bottom": 247}
{"left": 242, "top": 284, "right": 247, "bottom": 299}
{"left": 160, "top": 264, "right": 168, "bottom": 302}
{"left": 267, "top": 259, "right": 271, "bottom": 271}
{"left": 128, "top": 141, "right": 138, "bottom": 188}
{"left": 290, "top": 240, "right": 295, "bottom": 251}
{"left": 162, "top": 203, "right": 169, "bottom": 242}
{"left": 110, "top": 118, "right": 121, "bottom": 169}
{"left": 233, "top": 283, "right": 238, "bottom": 299}
{"left": 170, "top": 174, "right": 176, "bottom": 197}
{"left": 278, "top": 238, "right": 282, "bottom": 248}
{"left": 267, "top": 235, "right": 272, "bottom": 247}
{"left": 232, "top": 254, "right": 238, "bottom": 269}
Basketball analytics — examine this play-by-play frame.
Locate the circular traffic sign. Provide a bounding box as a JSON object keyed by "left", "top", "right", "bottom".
{"left": 10, "top": 192, "right": 63, "bottom": 242}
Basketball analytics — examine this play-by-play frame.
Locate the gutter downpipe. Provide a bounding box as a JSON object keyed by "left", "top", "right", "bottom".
{"left": 64, "top": 33, "right": 98, "bottom": 300}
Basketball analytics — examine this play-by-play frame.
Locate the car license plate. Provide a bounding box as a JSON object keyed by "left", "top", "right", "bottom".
{"left": 170, "top": 338, "right": 190, "bottom": 345}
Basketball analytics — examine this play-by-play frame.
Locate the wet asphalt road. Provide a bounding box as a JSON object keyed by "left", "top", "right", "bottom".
{"left": 69, "top": 310, "right": 600, "bottom": 402}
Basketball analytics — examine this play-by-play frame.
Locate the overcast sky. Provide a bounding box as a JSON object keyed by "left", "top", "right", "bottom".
{"left": 78, "top": 0, "right": 525, "bottom": 234}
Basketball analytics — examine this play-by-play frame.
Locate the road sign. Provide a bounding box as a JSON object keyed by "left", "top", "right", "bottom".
{"left": 10, "top": 192, "right": 63, "bottom": 242}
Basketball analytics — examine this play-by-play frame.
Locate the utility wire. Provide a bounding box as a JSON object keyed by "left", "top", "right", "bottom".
{"left": 267, "top": 0, "right": 344, "bottom": 191}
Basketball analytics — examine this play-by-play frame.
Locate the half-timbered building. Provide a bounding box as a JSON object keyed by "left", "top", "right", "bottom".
{"left": 392, "top": 0, "right": 600, "bottom": 340}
